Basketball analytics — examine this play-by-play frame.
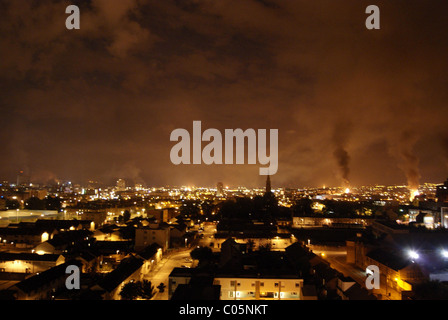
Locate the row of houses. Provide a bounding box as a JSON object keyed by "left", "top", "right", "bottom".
{"left": 0, "top": 216, "right": 193, "bottom": 253}
{"left": 90, "top": 243, "right": 163, "bottom": 300}
{"left": 0, "top": 214, "right": 192, "bottom": 300}
{"left": 168, "top": 239, "right": 376, "bottom": 300}
{"left": 0, "top": 219, "right": 93, "bottom": 248}
{"left": 0, "top": 242, "right": 163, "bottom": 300}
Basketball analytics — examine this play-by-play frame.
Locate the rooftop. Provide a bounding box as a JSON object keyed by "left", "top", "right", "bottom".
{"left": 0, "top": 252, "right": 61, "bottom": 262}
{"left": 14, "top": 260, "right": 82, "bottom": 294}
{"left": 366, "top": 248, "right": 412, "bottom": 271}
{"left": 97, "top": 255, "right": 144, "bottom": 292}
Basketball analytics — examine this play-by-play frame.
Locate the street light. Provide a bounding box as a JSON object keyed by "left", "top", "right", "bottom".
{"left": 441, "top": 250, "right": 448, "bottom": 259}
{"left": 408, "top": 250, "right": 419, "bottom": 260}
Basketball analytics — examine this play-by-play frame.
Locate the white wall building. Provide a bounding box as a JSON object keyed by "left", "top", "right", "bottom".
{"left": 135, "top": 223, "right": 170, "bottom": 251}
{"left": 214, "top": 276, "right": 304, "bottom": 300}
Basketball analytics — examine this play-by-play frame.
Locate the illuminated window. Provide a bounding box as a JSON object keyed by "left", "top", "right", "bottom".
{"left": 41, "top": 232, "right": 49, "bottom": 242}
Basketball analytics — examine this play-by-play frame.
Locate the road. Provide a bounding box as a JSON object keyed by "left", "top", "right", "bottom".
{"left": 146, "top": 249, "right": 193, "bottom": 300}
{"left": 147, "top": 223, "right": 218, "bottom": 300}
{"left": 196, "top": 223, "right": 218, "bottom": 250}
{"left": 311, "top": 246, "right": 367, "bottom": 284}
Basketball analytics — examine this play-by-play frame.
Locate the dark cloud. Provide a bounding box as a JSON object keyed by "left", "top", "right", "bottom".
{"left": 1, "top": 0, "right": 448, "bottom": 188}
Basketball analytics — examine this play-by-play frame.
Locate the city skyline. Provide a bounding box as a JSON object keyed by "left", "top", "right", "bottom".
{"left": 3, "top": 169, "right": 447, "bottom": 190}
{"left": 1, "top": 1, "right": 448, "bottom": 189}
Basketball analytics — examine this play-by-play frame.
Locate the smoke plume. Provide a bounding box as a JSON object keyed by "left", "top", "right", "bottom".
{"left": 332, "top": 120, "right": 352, "bottom": 188}
{"left": 390, "top": 130, "right": 421, "bottom": 192}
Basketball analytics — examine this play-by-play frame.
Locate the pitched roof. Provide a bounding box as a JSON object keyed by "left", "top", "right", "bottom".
{"left": 74, "top": 249, "right": 98, "bottom": 262}
{"left": 343, "top": 283, "right": 377, "bottom": 300}
{"left": 45, "top": 229, "right": 92, "bottom": 248}
{"left": 1, "top": 220, "right": 92, "bottom": 237}
{"left": 14, "top": 260, "right": 82, "bottom": 294}
{"left": 0, "top": 252, "right": 61, "bottom": 262}
{"left": 0, "top": 227, "right": 43, "bottom": 236}
{"left": 366, "top": 248, "right": 411, "bottom": 271}
{"left": 137, "top": 243, "right": 162, "bottom": 260}
{"left": 34, "top": 219, "right": 91, "bottom": 230}
{"left": 93, "top": 240, "right": 133, "bottom": 254}
{"left": 98, "top": 256, "right": 144, "bottom": 292}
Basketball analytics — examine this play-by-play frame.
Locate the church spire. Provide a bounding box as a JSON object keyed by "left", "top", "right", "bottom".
{"left": 266, "top": 174, "right": 271, "bottom": 194}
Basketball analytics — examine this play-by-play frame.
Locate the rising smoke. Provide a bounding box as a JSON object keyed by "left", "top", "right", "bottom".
{"left": 332, "top": 120, "right": 352, "bottom": 188}
{"left": 390, "top": 130, "right": 421, "bottom": 197}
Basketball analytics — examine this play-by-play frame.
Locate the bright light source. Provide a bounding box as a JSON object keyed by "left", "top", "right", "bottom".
{"left": 442, "top": 250, "right": 448, "bottom": 258}
{"left": 410, "top": 189, "right": 420, "bottom": 201}
{"left": 408, "top": 250, "right": 419, "bottom": 260}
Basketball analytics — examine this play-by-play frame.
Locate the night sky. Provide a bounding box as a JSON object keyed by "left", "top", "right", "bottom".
{"left": 1, "top": 0, "right": 448, "bottom": 188}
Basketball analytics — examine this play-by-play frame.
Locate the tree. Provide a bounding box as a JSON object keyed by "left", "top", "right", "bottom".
{"left": 25, "top": 197, "right": 45, "bottom": 210}
{"left": 119, "top": 280, "right": 155, "bottom": 300}
{"left": 45, "top": 196, "right": 61, "bottom": 211}
{"left": 157, "top": 282, "right": 166, "bottom": 293}
{"left": 258, "top": 243, "right": 272, "bottom": 252}
{"left": 123, "top": 210, "right": 131, "bottom": 222}
{"left": 119, "top": 281, "right": 141, "bottom": 300}
{"left": 180, "top": 200, "right": 200, "bottom": 219}
{"left": 292, "top": 198, "right": 314, "bottom": 217}
{"left": 190, "top": 246, "right": 213, "bottom": 265}
{"left": 200, "top": 200, "right": 215, "bottom": 218}
{"left": 140, "top": 280, "right": 155, "bottom": 299}
{"left": 5, "top": 199, "right": 20, "bottom": 210}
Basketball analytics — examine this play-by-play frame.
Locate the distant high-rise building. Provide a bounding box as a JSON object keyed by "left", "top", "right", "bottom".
{"left": 116, "top": 179, "right": 126, "bottom": 192}
{"left": 217, "top": 182, "right": 224, "bottom": 197}
{"left": 16, "top": 170, "right": 29, "bottom": 186}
